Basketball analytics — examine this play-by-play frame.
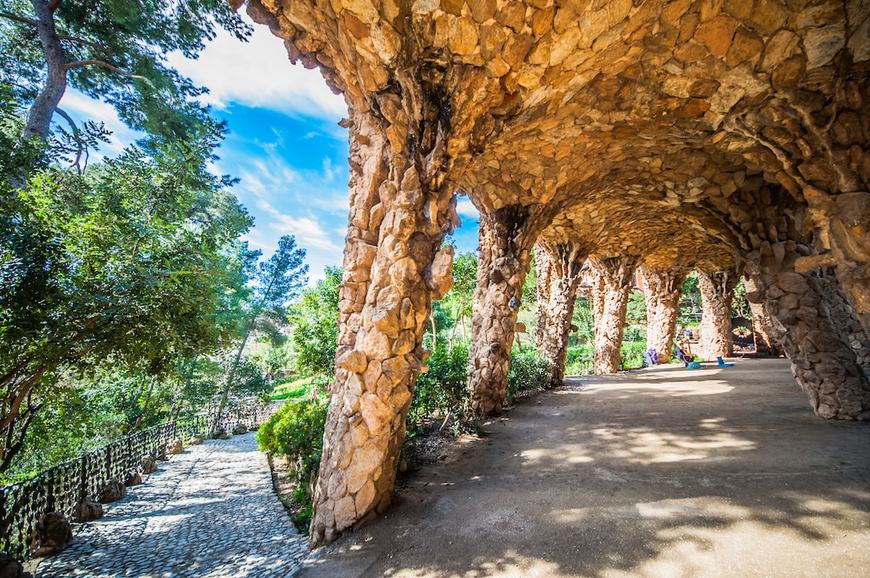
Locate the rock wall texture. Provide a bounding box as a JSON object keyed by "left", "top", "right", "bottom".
{"left": 590, "top": 256, "right": 640, "bottom": 374}
{"left": 642, "top": 267, "right": 687, "bottom": 363}
{"left": 240, "top": 0, "right": 870, "bottom": 546}
{"left": 698, "top": 269, "right": 739, "bottom": 359}
{"left": 536, "top": 240, "right": 588, "bottom": 386}
{"left": 745, "top": 277, "right": 781, "bottom": 356}
{"left": 467, "top": 204, "right": 552, "bottom": 417}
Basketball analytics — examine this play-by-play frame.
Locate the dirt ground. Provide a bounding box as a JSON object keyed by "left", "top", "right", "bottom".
{"left": 298, "top": 359, "right": 870, "bottom": 578}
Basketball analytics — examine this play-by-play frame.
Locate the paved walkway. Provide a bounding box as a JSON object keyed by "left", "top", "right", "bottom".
{"left": 299, "top": 359, "right": 870, "bottom": 577}
{"left": 37, "top": 433, "right": 307, "bottom": 578}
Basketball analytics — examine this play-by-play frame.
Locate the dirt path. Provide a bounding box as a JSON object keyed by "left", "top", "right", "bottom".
{"left": 300, "top": 359, "right": 870, "bottom": 578}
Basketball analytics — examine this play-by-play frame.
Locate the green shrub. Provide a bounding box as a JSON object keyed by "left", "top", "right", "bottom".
{"left": 565, "top": 345, "right": 594, "bottom": 376}
{"left": 257, "top": 399, "right": 327, "bottom": 483}
{"left": 620, "top": 341, "right": 647, "bottom": 370}
{"left": 506, "top": 348, "right": 550, "bottom": 403}
{"left": 410, "top": 344, "right": 469, "bottom": 433}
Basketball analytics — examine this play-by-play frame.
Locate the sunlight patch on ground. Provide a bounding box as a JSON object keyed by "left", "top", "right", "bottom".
{"left": 591, "top": 428, "right": 756, "bottom": 464}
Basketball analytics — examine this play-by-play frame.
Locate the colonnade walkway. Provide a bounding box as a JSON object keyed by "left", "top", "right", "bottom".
{"left": 300, "top": 359, "right": 870, "bottom": 577}
{"left": 36, "top": 433, "right": 307, "bottom": 578}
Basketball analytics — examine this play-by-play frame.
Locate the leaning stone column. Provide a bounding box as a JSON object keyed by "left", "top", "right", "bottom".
{"left": 309, "top": 108, "right": 458, "bottom": 546}
{"left": 590, "top": 256, "right": 639, "bottom": 374}
{"left": 537, "top": 242, "right": 587, "bottom": 387}
{"left": 467, "top": 205, "right": 551, "bottom": 417}
{"left": 698, "top": 269, "right": 738, "bottom": 359}
{"left": 534, "top": 248, "right": 552, "bottom": 348}
{"left": 746, "top": 244, "right": 870, "bottom": 420}
{"left": 641, "top": 267, "right": 686, "bottom": 364}
{"left": 744, "top": 277, "right": 780, "bottom": 357}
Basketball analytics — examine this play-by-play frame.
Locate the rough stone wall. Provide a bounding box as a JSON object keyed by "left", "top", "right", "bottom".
{"left": 732, "top": 184, "right": 870, "bottom": 420}
{"left": 641, "top": 267, "right": 687, "bottom": 364}
{"left": 745, "top": 275, "right": 781, "bottom": 357}
{"left": 817, "top": 269, "right": 870, "bottom": 370}
{"left": 590, "top": 256, "right": 639, "bottom": 374}
{"left": 536, "top": 241, "right": 587, "bottom": 387}
{"left": 747, "top": 260, "right": 870, "bottom": 420}
{"left": 467, "top": 204, "right": 552, "bottom": 417}
{"left": 309, "top": 105, "right": 458, "bottom": 546}
{"left": 698, "top": 270, "right": 738, "bottom": 359}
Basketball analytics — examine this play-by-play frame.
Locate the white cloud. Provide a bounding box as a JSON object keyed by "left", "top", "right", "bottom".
{"left": 455, "top": 197, "right": 479, "bottom": 218}
{"left": 166, "top": 14, "right": 347, "bottom": 121}
{"left": 58, "top": 89, "right": 140, "bottom": 158}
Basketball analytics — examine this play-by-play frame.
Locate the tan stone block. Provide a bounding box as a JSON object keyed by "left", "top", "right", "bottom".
{"left": 759, "top": 29, "right": 799, "bottom": 71}
{"left": 726, "top": 27, "right": 764, "bottom": 66}
{"left": 749, "top": 0, "right": 787, "bottom": 34}
{"left": 496, "top": 3, "right": 527, "bottom": 31}
{"left": 449, "top": 16, "right": 480, "bottom": 55}
{"left": 360, "top": 392, "right": 392, "bottom": 433}
{"left": 694, "top": 15, "right": 739, "bottom": 57}
{"left": 467, "top": 0, "right": 497, "bottom": 23}
{"left": 333, "top": 496, "right": 357, "bottom": 531}
{"left": 354, "top": 480, "right": 378, "bottom": 515}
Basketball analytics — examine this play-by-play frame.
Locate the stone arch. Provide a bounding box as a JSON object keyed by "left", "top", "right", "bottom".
{"left": 238, "top": 0, "right": 870, "bottom": 546}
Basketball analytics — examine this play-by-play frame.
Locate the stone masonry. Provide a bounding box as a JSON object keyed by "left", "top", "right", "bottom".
{"left": 238, "top": 0, "right": 870, "bottom": 546}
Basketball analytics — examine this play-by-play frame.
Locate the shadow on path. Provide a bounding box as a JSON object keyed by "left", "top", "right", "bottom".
{"left": 300, "top": 359, "right": 870, "bottom": 578}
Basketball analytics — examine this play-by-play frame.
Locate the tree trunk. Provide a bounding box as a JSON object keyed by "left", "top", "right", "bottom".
{"left": 590, "top": 256, "right": 639, "bottom": 374}
{"left": 467, "top": 205, "right": 552, "bottom": 417}
{"left": 641, "top": 267, "right": 686, "bottom": 364}
{"left": 309, "top": 106, "right": 457, "bottom": 547}
{"left": 22, "top": 0, "right": 68, "bottom": 142}
{"left": 698, "top": 269, "right": 738, "bottom": 360}
{"left": 536, "top": 241, "right": 586, "bottom": 387}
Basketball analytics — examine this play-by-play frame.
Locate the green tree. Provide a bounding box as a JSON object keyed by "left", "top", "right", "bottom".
{"left": 216, "top": 235, "right": 308, "bottom": 421}
{"left": 0, "top": 128, "right": 252, "bottom": 472}
{"left": 289, "top": 267, "right": 341, "bottom": 376}
{"left": 439, "top": 251, "right": 477, "bottom": 348}
{"left": 1, "top": 0, "right": 249, "bottom": 147}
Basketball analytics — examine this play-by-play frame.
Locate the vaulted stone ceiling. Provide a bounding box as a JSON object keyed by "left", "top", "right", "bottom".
{"left": 247, "top": 0, "right": 867, "bottom": 284}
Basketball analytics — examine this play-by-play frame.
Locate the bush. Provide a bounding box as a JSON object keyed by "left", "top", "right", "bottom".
{"left": 410, "top": 344, "right": 469, "bottom": 433}
{"left": 506, "top": 348, "right": 550, "bottom": 404}
{"left": 620, "top": 341, "right": 648, "bottom": 370}
{"left": 257, "top": 400, "right": 327, "bottom": 484}
{"left": 565, "top": 345, "right": 594, "bottom": 376}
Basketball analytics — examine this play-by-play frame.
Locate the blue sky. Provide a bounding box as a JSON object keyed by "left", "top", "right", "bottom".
{"left": 59, "top": 14, "right": 479, "bottom": 282}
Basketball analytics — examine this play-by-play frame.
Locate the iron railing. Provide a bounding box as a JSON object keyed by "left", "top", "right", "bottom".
{"left": 0, "top": 399, "right": 281, "bottom": 561}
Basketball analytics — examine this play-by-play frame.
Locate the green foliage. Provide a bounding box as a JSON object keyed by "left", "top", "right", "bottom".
{"left": 0, "top": 127, "right": 252, "bottom": 472}
{"left": 620, "top": 341, "right": 648, "bottom": 370}
{"left": 565, "top": 345, "right": 594, "bottom": 376}
{"left": 626, "top": 290, "right": 647, "bottom": 326}
{"left": 2, "top": 0, "right": 251, "bottom": 145}
{"left": 731, "top": 280, "right": 751, "bottom": 319}
{"left": 289, "top": 267, "right": 341, "bottom": 376}
{"left": 679, "top": 272, "right": 702, "bottom": 326}
{"left": 409, "top": 344, "right": 469, "bottom": 433}
{"left": 570, "top": 296, "right": 595, "bottom": 346}
{"left": 257, "top": 399, "right": 327, "bottom": 525}
{"left": 505, "top": 348, "right": 549, "bottom": 404}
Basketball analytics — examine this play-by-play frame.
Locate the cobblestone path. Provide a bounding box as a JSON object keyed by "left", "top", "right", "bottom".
{"left": 37, "top": 433, "right": 307, "bottom": 578}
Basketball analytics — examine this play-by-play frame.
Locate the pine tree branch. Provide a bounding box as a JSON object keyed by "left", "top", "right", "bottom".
{"left": 0, "top": 10, "right": 104, "bottom": 51}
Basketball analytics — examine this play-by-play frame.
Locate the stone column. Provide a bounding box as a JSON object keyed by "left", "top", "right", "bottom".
{"left": 744, "top": 276, "right": 780, "bottom": 357}
{"left": 698, "top": 269, "right": 738, "bottom": 360}
{"left": 590, "top": 256, "right": 639, "bottom": 374}
{"left": 534, "top": 248, "right": 552, "bottom": 347}
{"left": 641, "top": 267, "right": 686, "bottom": 364}
{"left": 467, "top": 204, "right": 551, "bottom": 417}
{"left": 309, "top": 107, "right": 458, "bottom": 546}
{"left": 746, "top": 244, "right": 870, "bottom": 420}
{"left": 536, "top": 242, "right": 587, "bottom": 387}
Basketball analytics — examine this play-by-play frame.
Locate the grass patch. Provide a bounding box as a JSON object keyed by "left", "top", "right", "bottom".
{"left": 269, "top": 376, "right": 316, "bottom": 401}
